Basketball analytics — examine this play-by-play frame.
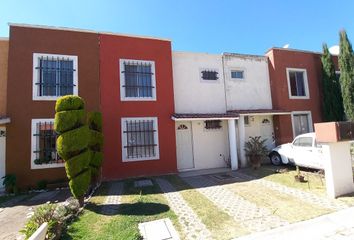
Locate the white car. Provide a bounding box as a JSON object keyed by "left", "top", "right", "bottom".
{"left": 269, "top": 132, "right": 324, "bottom": 170}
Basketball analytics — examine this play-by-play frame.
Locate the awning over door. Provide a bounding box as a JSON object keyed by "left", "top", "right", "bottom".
{"left": 172, "top": 113, "right": 239, "bottom": 121}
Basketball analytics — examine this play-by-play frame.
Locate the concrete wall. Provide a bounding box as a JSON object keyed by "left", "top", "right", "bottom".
{"left": 173, "top": 52, "right": 226, "bottom": 113}
{"left": 0, "top": 39, "right": 8, "bottom": 116}
{"left": 191, "top": 120, "right": 229, "bottom": 170}
{"left": 223, "top": 54, "right": 272, "bottom": 110}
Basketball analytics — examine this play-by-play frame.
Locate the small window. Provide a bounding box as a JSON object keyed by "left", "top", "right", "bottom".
{"left": 120, "top": 59, "right": 156, "bottom": 101}
{"left": 31, "top": 119, "right": 64, "bottom": 169}
{"left": 33, "top": 53, "right": 78, "bottom": 100}
{"left": 205, "top": 120, "right": 222, "bottom": 129}
{"left": 201, "top": 70, "right": 218, "bottom": 81}
{"left": 231, "top": 70, "right": 244, "bottom": 79}
{"left": 262, "top": 118, "right": 270, "bottom": 125}
{"left": 121, "top": 117, "right": 159, "bottom": 161}
{"left": 177, "top": 124, "right": 188, "bottom": 130}
{"left": 244, "top": 116, "right": 250, "bottom": 126}
{"left": 286, "top": 68, "right": 309, "bottom": 98}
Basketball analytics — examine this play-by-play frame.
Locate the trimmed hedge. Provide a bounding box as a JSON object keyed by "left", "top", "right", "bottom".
{"left": 90, "top": 151, "right": 103, "bottom": 168}
{"left": 69, "top": 169, "right": 91, "bottom": 198}
{"left": 65, "top": 150, "right": 91, "bottom": 179}
{"left": 56, "top": 125, "right": 89, "bottom": 159}
{"left": 55, "top": 95, "right": 85, "bottom": 112}
{"left": 54, "top": 109, "right": 85, "bottom": 134}
{"left": 88, "top": 130, "right": 104, "bottom": 150}
{"left": 87, "top": 112, "right": 102, "bottom": 132}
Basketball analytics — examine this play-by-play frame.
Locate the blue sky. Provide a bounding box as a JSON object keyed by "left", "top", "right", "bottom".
{"left": 0, "top": 0, "right": 353, "bottom": 55}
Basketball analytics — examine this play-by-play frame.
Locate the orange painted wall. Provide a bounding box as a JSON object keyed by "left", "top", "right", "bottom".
{"left": 0, "top": 39, "right": 8, "bottom": 117}
{"left": 99, "top": 34, "right": 177, "bottom": 180}
{"left": 267, "top": 49, "right": 325, "bottom": 144}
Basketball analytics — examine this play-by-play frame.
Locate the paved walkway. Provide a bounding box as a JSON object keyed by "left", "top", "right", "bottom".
{"left": 233, "top": 172, "right": 348, "bottom": 210}
{"left": 183, "top": 176, "right": 289, "bottom": 233}
{"left": 156, "top": 178, "right": 212, "bottom": 240}
{"left": 235, "top": 206, "right": 354, "bottom": 240}
{"left": 101, "top": 182, "right": 123, "bottom": 215}
{"left": 0, "top": 189, "right": 70, "bottom": 240}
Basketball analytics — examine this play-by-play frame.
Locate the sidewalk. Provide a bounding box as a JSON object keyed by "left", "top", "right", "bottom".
{"left": 236, "top": 207, "right": 354, "bottom": 240}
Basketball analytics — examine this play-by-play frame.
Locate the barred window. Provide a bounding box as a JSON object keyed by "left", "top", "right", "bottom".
{"left": 201, "top": 70, "right": 219, "bottom": 81}
{"left": 31, "top": 119, "right": 64, "bottom": 169}
{"left": 121, "top": 117, "right": 159, "bottom": 161}
{"left": 33, "top": 53, "right": 78, "bottom": 100}
{"left": 205, "top": 120, "right": 222, "bottom": 129}
{"left": 120, "top": 59, "right": 156, "bottom": 100}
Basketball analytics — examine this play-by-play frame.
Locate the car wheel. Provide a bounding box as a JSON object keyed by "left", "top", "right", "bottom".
{"left": 270, "top": 152, "right": 282, "bottom": 166}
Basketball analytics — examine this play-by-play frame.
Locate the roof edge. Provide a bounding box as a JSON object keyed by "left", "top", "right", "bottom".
{"left": 8, "top": 23, "right": 171, "bottom": 42}
{"left": 265, "top": 47, "right": 322, "bottom": 55}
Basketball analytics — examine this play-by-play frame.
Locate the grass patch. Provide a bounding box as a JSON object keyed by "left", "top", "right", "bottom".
{"left": 226, "top": 181, "right": 332, "bottom": 223}
{"left": 63, "top": 179, "right": 181, "bottom": 240}
{"left": 240, "top": 165, "right": 326, "bottom": 195}
{"left": 165, "top": 175, "right": 248, "bottom": 240}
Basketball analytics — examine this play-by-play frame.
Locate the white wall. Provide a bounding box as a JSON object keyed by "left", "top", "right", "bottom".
{"left": 191, "top": 120, "right": 229, "bottom": 169}
{"left": 223, "top": 54, "right": 273, "bottom": 110}
{"left": 173, "top": 52, "right": 226, "bottom": 113}
{"left": 244, "top": 115, "right": 275, "bottom": 150}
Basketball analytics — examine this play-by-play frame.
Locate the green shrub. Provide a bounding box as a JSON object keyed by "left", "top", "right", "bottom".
{"left": 2, "top": 174, "right": 17, "bottom": 194}
{"left": 69, "top": 170, "right": 91, "bottom": 198}
{"left": 36, "top": 180, "right": 48, "bottom": 190}
{"left": 56, "top": 126, "right": 89, "bottom": 159}
{"left": 87, "top": 111, "right": 102, "bottom": 131}
{"left": 54, "top": 110, "right": 85, "bottom": 134}
{"left": 55, "top": 95, "right": 84, "bottom": 112}
{"left": 88, "top": 130, "right": 104, "bottom": 150}
{"left": 90, "top": 151, "right": 103, "bottom": 168}
{"left": 65, "top": 150, "right": 91, "bottom": 179}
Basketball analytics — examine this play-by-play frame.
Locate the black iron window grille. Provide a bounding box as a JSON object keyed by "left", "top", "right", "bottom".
{"left": 33, "top": 121, "right": 63, "bottom": 165}
{"left": 35, "top": 56, "right": 76, "bottom": 97}
{"left": 123, "top": 119, "right": 157, "bottom": 159}
{"left": 122, "top": 61, "right": 154, "bottom": 98}
{"left": 201, "top": 70, "right": 218, "bottom": 80}
{"left": 205, "top": 120, "right": 222, "bottom": 129}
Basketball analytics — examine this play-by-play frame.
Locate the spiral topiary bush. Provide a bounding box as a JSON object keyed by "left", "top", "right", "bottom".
{"left": 87, "top": 112, "right": 104, "bottom": 179}
{"left": 54, "top": 95, "right": 91, "bottom": 203}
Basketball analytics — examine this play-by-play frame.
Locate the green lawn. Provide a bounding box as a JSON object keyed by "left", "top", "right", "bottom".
{"left": 63, "top": 179, "right": 181, "bottom": 240}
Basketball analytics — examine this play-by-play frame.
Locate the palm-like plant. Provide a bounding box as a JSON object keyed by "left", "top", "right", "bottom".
{"left": 244, "top": 136, "right": 268, "bottom": 169}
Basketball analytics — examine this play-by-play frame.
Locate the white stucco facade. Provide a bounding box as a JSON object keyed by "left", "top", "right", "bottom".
{"left": 172, "top": 52, "right": 226, "bottom": 113}
{"left": 223, "top": 53, "right": 273, "bottom": 110}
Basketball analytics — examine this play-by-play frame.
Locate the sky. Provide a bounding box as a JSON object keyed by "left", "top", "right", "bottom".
{"left": 0, "top": 0, "right": 353, "bottom": 55}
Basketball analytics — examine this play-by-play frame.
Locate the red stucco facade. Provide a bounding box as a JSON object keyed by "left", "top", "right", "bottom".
{"left": 99, "top": 34, "right": 177, "bottom": 180}
{"left": 267, "top": 48, "right": 338, "bottom": 144}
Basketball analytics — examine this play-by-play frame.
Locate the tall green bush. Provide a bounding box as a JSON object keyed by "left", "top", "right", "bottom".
{"left": 87, "top": 112, "right": 104, "bottom": 180}
{"left": 54, "top": 96, "right": 91, "bottom": 204}
{"left": 339, "top": 30, "right": 354, "bottom": 121}
{"left": 321, "top": 43, "right": 344, "bottom": 121}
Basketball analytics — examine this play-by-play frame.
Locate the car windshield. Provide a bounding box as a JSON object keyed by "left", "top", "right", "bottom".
{"left": 293, "top": 137, "right": 313, "bottom": 147}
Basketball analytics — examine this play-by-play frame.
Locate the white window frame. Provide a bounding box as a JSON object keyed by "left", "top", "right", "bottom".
{"left": 230, "top": 68, "right": 246, "bottom": 80}
{"left": 121, "top": 117, "right": 160, "bottom": 162}
{"left": 32, "top": 53, "right": 78, "bottom": 101}
{"left": 119, "top": 59, "right": 157, "bottom": 101}
{"left": 31, "top": 119, "right": 64, "bottom": 169}
{"left": 199, "top": 68, "right": 220, "bottom": 83}
{"left": 291, "top": 111, "right": 313, "bottom": 138}
{"left": 286, "top": 68, "right": 310, "bottom": 99}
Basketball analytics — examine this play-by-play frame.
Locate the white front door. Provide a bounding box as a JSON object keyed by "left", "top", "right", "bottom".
{"left": 176, "top": 122, "right": 194, "bottom": 170}
{"left": 260, "top": 116, "right": 275, "bottom": 149}
{"left": 0, "top": 127, "right": 6, "bottom": 189}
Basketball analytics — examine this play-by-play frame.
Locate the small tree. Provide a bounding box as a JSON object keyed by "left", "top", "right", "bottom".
{"left": 321, "top": 43, "right": 344, "bottom": 121}
{"left": 54, "top": 96, "right": 91, "bottom": 206}
{"left": 339, "top": 30, "right": 354, "bottom": 121}
{"left": 87, "top": 112, "right": 104, "bottom": 187}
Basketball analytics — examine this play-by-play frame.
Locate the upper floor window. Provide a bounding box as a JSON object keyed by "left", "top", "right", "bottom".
{"left": 286, "top": 68, "right": 309, "bottom": 99}
{"left": 121, "top": 117, "right": 159, "bottom": 161}
{"left": 31, "top": 119, "right": 64, "bottom": 169}
{"left": 33, "top": 53, "right": 78, "bottom": 101}
{"left": 231, "top": 70, "right": 244, "bottom": 79}
{"left": 200, "top": 69, "right": 219, "bottom": 81}
{"left": 120, "top": 59, "right": 156, "bottom": 101}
